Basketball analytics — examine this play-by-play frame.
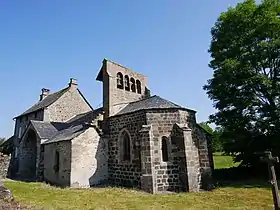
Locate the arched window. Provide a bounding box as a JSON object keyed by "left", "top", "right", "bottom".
{"left": 162, "top": 136, "right": 169, "bottom": 162}
{"left": 54, "top": 151, "right": 60, "bottom": 173}
{"left": 130, "top": 78, "right": 136, "bottom": 92}
{"left": 117, "top": 72, "right": 124, "bottom": 89}
{"left": 124, "top": 75, "right": 130, "bottom": 91}
{"left": 119, "top": 130, "right": 131, "bottom": 161}
{"left": 136, "top": 80, "right": 141, "bottom": 94}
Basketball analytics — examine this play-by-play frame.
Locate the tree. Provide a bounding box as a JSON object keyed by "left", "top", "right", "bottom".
{"left": 204, "top": 0, "right": 280, "bottom": 166}
{"left": 199, "top": 122, "right": 214, "bottom": 135}
{"left": 199, "top": 122, "right": 225, "bottom": 152}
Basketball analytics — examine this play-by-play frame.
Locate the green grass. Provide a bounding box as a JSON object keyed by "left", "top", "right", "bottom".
{"left": 3, "top": 154, "right": 269, "bottom": 209}
{"left": 213, "top": 152, "right": 240, "bottom": 169}
{"left": 3, "top": 180, "right": 276, "bottom": 210}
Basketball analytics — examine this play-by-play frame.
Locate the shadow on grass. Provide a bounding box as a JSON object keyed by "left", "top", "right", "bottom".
{"left": 215, "top": 179, "right": 271, "bottom": 189}
{"left": 213, "top": 166, "right": 273, "bottom": 189}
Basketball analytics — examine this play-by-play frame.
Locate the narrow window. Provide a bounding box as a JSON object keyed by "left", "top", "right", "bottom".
{"left": 34, "top": 112, "right": 37, "bottom": 119}
{"left": 117, "top": 72, "right": 124, "bottom": 89}
{"left": 120, "top": 130, "right": 131, "bottom": 161}
{"left": 124, "top": 75, "right": 130, "bottom": 91}
{"left": 136, "top": 80, "right": 141, "bottom": 94}
{"left": 54, "top": 151, "right": 60, "bottom": 173}
{"left": 130, "top": 78, "right": 136, "bottom": 92}
{"left": 162, "top": 137, "right": 169, "bottom": 162}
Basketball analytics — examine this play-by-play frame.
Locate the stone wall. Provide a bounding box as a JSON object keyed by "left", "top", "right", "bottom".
{"left": 14, "top": 110, "right": 44, "bottom": 145}
{"left": 145, "top": 109, "right": 183, "bottom": 192}
{"left": 10, "top": 110, "right": 45, "bottom": 178}
{"left": 101, "top": 60, "right": 149, "bottom": 118}
{"left": 107, "top": 108, "right": 212, "bottom": 193}
{"left": 107, "top": 111, "right": 146, "bottom": 188}
{"left": 178, "top": 110, "right": 213, "bottom": 189}
{"left": 43, "top": 141, "right": 71, "bottom": 187}
{"left": 71, "top": 127, "right": 108, "bottom": 187}
{"left": 44, "top": 86, "right": 92, "bottom": 122}
{"left": 0, "top": 153, "right": 11, "bottom": 178}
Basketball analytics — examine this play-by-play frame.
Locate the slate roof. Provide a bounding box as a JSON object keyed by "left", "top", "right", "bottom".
{"left": 66, "top": 108, "right": 103, "bottom": 126}
{"left": 15, "top": 87, "right": 69, "bottom": 118}
{"left": 42, "top": 124, "right": 85, "bottom": 144}
{"left": 30, "top": 121, "right": 67, "bottom": 139}
{"left": 25, "top": 109, "right": 102, "bottom": 145}
{"left": 114, "top": 95, "right": 195, "bottom": 116}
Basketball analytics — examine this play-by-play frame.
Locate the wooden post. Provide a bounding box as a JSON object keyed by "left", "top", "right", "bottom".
{"left": 260, "top": 151, "right": 280, "bottom": 210}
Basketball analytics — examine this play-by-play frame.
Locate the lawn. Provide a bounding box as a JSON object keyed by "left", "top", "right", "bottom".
{"left": 2, "top": 154, "right": 273, "bottom": 210}
{"left": 213, "top": 152, "right": 240, "bottom": 169}
{"left": 3, "top": 180, "right": 275, "bottom": 210}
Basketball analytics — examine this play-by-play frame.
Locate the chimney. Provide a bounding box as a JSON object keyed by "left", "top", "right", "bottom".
{"left": 40, "top": 88, "right": 50, "bottom": 101}
{"left": 69, "top": 78, "right": 78, "bottom": 88}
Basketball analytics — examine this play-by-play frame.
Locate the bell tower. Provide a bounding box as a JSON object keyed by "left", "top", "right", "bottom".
{"left": 96, "top": 59, "right": 150, "bottom": 119}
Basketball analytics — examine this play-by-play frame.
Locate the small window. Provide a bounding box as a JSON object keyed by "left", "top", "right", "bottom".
{"left": 117, "top": 72, "right": 124, "bottom": 89}
{"left": 34, "top": 112, "right": 37, "bottom": 119}
{"left": 119, "top": 130, "right": 131, "bottom": 161}
{"left": 136, "top": 80, "right": 141, "bottom": 94}
{"left": 54, "top": 151, "right": 60, "bottom": 173}
{"left": 124, "top": 75, "right": 130, "bottom": 91}
{"left": 130, "top": 78, "right": 136, "bottom": 92}
{"left": 162, "top": 136, "right": 169, "bottom": 162}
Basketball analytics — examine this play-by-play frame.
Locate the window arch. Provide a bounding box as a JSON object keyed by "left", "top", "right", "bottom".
{"left": 130, "top": 78, "right": 136, "bottom": 92}
{"left": 136, "top": 80, "right": 141, "bottom": 94}
{"left": 161, "top": 136, "right": 169, "bottom": 162}
{"left": 117, "top": 72, "right": 124, "bottom": 89}
{"left": 124, "top": 75, "right": 130, "bottom": 91}
{"left": 119, "top": 129, "right": 131, "bottom": 161}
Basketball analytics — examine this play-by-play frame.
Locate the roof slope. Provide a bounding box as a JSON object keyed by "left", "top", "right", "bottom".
{"left": 114, "top": 95, "right": 195, "bottom": 116}
{"left": 32, "top": 109, "right": 102, "bottom": 145}
{"left": 15, "top": 87, "right": 69, "bottom": 118}
{"left": 31, "top": 121, "right": 67, "bottom": 139}
{"left": 66, "top": 108, "right": 103, "bottom": 126}
{"left": 42, "top": 124, "right": 85, "bottom": 144}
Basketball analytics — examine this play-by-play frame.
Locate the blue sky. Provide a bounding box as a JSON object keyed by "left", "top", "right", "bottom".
{"left": 0, "top": 0, "right": 248, "bottom": 137}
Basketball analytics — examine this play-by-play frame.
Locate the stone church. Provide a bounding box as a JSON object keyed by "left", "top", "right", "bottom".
{"left": 8, "top": 59, "right": 213, "bottom": 193}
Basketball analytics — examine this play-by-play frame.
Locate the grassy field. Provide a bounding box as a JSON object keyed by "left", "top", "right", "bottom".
{"left": 2, "top": 153, "right": 273, "bottom": 210}
{"left": 4, "top": 180, "right": 275, "bottom": 210}
{"left": 213, "top": 152, "right": 240, "bottom": 169}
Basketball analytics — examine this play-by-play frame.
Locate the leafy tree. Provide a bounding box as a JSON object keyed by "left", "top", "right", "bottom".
{"left": 204, "top": 0, "right": 280, "bottom": 166}
{"left": 212, "top": 127, "right": 225, "bottom": 153}
{"left": 199, "top": 122, "right": 214, "bottom": 135}
{"left": 199, "top": 122, "right": 225, "bottom": 152}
